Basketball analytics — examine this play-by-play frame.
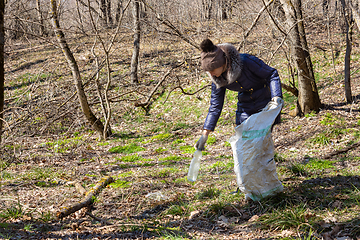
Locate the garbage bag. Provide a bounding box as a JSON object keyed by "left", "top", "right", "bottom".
{"left": 229, "top": 97, "right": 284, "bottom": 201}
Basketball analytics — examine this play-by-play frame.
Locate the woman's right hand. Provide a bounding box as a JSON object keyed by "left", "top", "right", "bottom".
{"left": 195, "top": 135, "right": 208, "bottom": 151}
{"left": 195, "top": 130, "right": 211, "bottom": 151}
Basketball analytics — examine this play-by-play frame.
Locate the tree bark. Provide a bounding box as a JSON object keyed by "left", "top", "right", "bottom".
{"left": 115, "top": 0, "right": 123, "bottom": 23}
{"left": 279, "top": 0, "right": 321, "bottom": 116}
{"left": 341, "top": 0, "right": 353, "bottom": 102}
{"left": 293, "top": 0, "right": 321, "bottom": 109}
{"left": 107, "top": 0, "right": 113, "bottom": 27}
{"left": 221, "top": 0, "right": 228, "bottom": 20}
{"left": 350, "top": 0, "right": 360, "bottom": 32}
{"left": 0, "top": 0, "right": 4, "bottom": 143}
{"left": 100, "top": 0, "right": 108, "bottom": 27}
{"left": 50, "top": 0, "right": 106, "bottom": 140}
{"left": 36, "top": 0, "right": 46, "bottom": 36}
{"left": 131, "top": 0, "right": 140, "bottom": 84}
{"left": 202, "top": 0, "right": 213, "bottom": 20}
{"left": 323, "top": 0, "right": 330, "bottom": 17}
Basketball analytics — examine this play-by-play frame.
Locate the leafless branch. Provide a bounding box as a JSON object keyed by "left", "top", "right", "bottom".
{"left": 237, "top": 0, "right": 274, "bottom": 51}
{"left": 135, "top": 62, "right": 185, "bottom": 107}
{"left": 163, "top": 83, "right": 211, "bottom": 104}
{"left": 140, "top": 0, "right": 199, "bottom": 49}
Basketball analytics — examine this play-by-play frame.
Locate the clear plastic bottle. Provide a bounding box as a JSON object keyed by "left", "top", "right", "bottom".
{"left": 187, "top": 150, "right": 202, "bottom": 182}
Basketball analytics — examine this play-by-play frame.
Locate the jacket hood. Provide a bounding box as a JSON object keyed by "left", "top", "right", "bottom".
{"left": 207, "top": 43, "right": 243, "bottom": 89}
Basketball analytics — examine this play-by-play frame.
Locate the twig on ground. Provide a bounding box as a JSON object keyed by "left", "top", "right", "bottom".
{"left": 322, "top": 141, "right": 360, "bottom": 159}
{"left": 56, "top": 176, "right": 114, "bottom": 220}
{"left": 85, "top": 211, "right": 113, "bottom": 225}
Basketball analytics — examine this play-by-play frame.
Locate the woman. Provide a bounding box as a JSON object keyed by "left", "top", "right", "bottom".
{"left": 195, "top": 39, "right": 283, "bottom": 150}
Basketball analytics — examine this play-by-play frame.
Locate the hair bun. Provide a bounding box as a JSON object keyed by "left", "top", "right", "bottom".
{"left": 200, "top": 39, "right": 216, "bottom": 53}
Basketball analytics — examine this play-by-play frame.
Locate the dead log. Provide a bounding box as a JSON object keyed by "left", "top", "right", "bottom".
{"left": 56, "top": 176, "right": 114, "bottom": 220}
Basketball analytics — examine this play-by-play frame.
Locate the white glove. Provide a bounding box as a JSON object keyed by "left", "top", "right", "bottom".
{"left": 195, "top": 135, "right": 208, "bottom": 151}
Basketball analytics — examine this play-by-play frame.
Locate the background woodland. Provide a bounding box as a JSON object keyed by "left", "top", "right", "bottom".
{"left": 1, "top": 0, "right": 360, "bottom": 239}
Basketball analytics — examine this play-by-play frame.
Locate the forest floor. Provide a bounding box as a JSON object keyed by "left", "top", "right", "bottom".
{"left": 1, "top": 21, "right": 360, "bottom": 240}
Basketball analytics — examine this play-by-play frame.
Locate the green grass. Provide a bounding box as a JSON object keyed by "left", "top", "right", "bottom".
{"left": 179, "top": 145, "right": 194, "bottom": 154}
{"left": 195, "top": 187, "right": 221, "bottom": 200}
{"left": 115, "top": 154, "right": 144, "bottom": 163}
{"left": 159, "top": 155, "right": 183, "bottom": 162}
{"left": 319, "top": 112, "right": 336, "bottom": 126}
{"left": 257, "top": 204, "right": 318, "bottom": 231}
{"left": 21, "top": 167, "right": 64, "bottom": 181}
{"left": 151, "top": 133, "right": 172, "bottom": 141}
{"left": 309, "top": 132, "right": 331, "bottom": 145}
{"left": 171, "top": 139, "right": 185, "bottom": 146}
{"left": 109, "top": 143, "right": 146, "bottom": 154}
{"left": 307, "top": 159, "right": 335, "bottom": 171}
{"left": 208, "top": 160, "right": 233, "bottom": 173}
{"left": 0, "top": 201, "right": 24, "bottom": 220}
{"left": 151, "top": 167, "right": 180, "bottom": 178}
{"left": 207, "top": 136, "right": 216, "bottom": 145}
{"left": 309, "top": 127, "right": 345, "bottom": 146}
{"left": 109, "top": 179, "right": 131, "bottom": 188}
{"left": 305, "top": 111, "right": 317, "bottom": 118}
{"left": 45, "top": 136, "right": 84, "bottom": 153}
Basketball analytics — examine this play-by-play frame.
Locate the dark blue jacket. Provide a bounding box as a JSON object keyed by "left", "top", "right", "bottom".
{"left": 203, "top": 54, "right": 282, "bottom": 131}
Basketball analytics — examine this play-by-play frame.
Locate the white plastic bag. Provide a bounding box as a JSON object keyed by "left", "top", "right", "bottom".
{"left": 229, "top": 97, "right": 284, "bottom": 201}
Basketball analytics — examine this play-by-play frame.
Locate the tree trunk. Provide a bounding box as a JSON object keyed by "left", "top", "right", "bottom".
{"left": 293, "top": 0, "right": 321, "bottom": 108}
{"left": 202, "top": 0, "right": 213, "bottom": 20}
{"left": 100, "top": 0, "right": 108, "bottom": 27}
{"left": 115, "top": 0, "right": 123, "bottom": 23}
{"left": 0, "top": 0, "right": 4, "bottom": 143}
{"left": 221, "top": 0, "right": 228, "bottom": 20}
{"left": 279, "top": 0, "right": 321, "bottom": 116}
{"left": 50, "top": 0, "right": 106, "bottom": 140}
{"left": 107, "top": 0, "right": 113, "bottom": 27}
{"left": 341, "top": 0, "right": 353, "bottom": 102}
{"left": 130, "top": 0, "right": 140, "bottom": 84}
{"left": 350, "top": 0, "right": 360, "bottom": 32}
{"left": 323, "top": 0, "right": 330, "bottom": 17}
{"left": 37, "top": 0, "right": 46, "bottom": 36}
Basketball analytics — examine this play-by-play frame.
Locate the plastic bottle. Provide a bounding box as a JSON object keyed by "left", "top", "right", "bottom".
{"left": 187, "top": 150, "right": 202, "bottom": 182}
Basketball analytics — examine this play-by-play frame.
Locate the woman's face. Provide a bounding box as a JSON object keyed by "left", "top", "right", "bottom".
{"left": 209, "top": 64, "right": 226, "bottom": 77}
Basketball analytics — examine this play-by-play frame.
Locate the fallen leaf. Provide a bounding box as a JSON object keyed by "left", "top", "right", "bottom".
{"left": 218, "top": 215, "right": 229, "bottom": 224}
{"left": 248, "top": 215, "right": 259, "bottom": 222}
{"left": 188, "top": 210, "right": 200, "bottom": 220}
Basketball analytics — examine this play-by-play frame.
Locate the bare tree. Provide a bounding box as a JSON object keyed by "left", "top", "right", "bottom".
{"left": 341, "top": 0, "right": 353, "bottom": 103}
{"left": 115, "top": 0, "right": 123, "bottom": 23}
{"left": 202, "top": 0, "right": 214, "bottom": 20}
{"left": 131, "top": 0, "right": 140, "bottom": 84}
{"left": 0, "top": 0, "right": 4, "bottom": 143}
{"left": 107, "top": 0, "right": 113, "bottom": 26}
{"left": 323, "top": 0, "right": 330, "bottom": 16}
{"left": 279, "top": 0, "right": 321, "bottom": 115}
{"left": 351, "top": 0, "right": 360, "bottom": 31}
{"left": 36, "top": 0, "right": 47, "bottom": 36}
{"left": 100, "top": 0, "right": 113, "bottom": 27}
{"left": 50, "top": 0, "right": 107, "bottom": 140}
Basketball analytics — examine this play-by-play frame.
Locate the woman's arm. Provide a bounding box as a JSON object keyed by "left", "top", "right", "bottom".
{"left": 203, "top": 83, "right": 226, "bottom": 131}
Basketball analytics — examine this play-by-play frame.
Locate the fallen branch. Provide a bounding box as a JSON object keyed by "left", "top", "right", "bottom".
{"left": 322, "top": 141, "right": 360, "bottom": 159}
{"left": 56, "top": 176, "right": 114, "bottom": 220}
